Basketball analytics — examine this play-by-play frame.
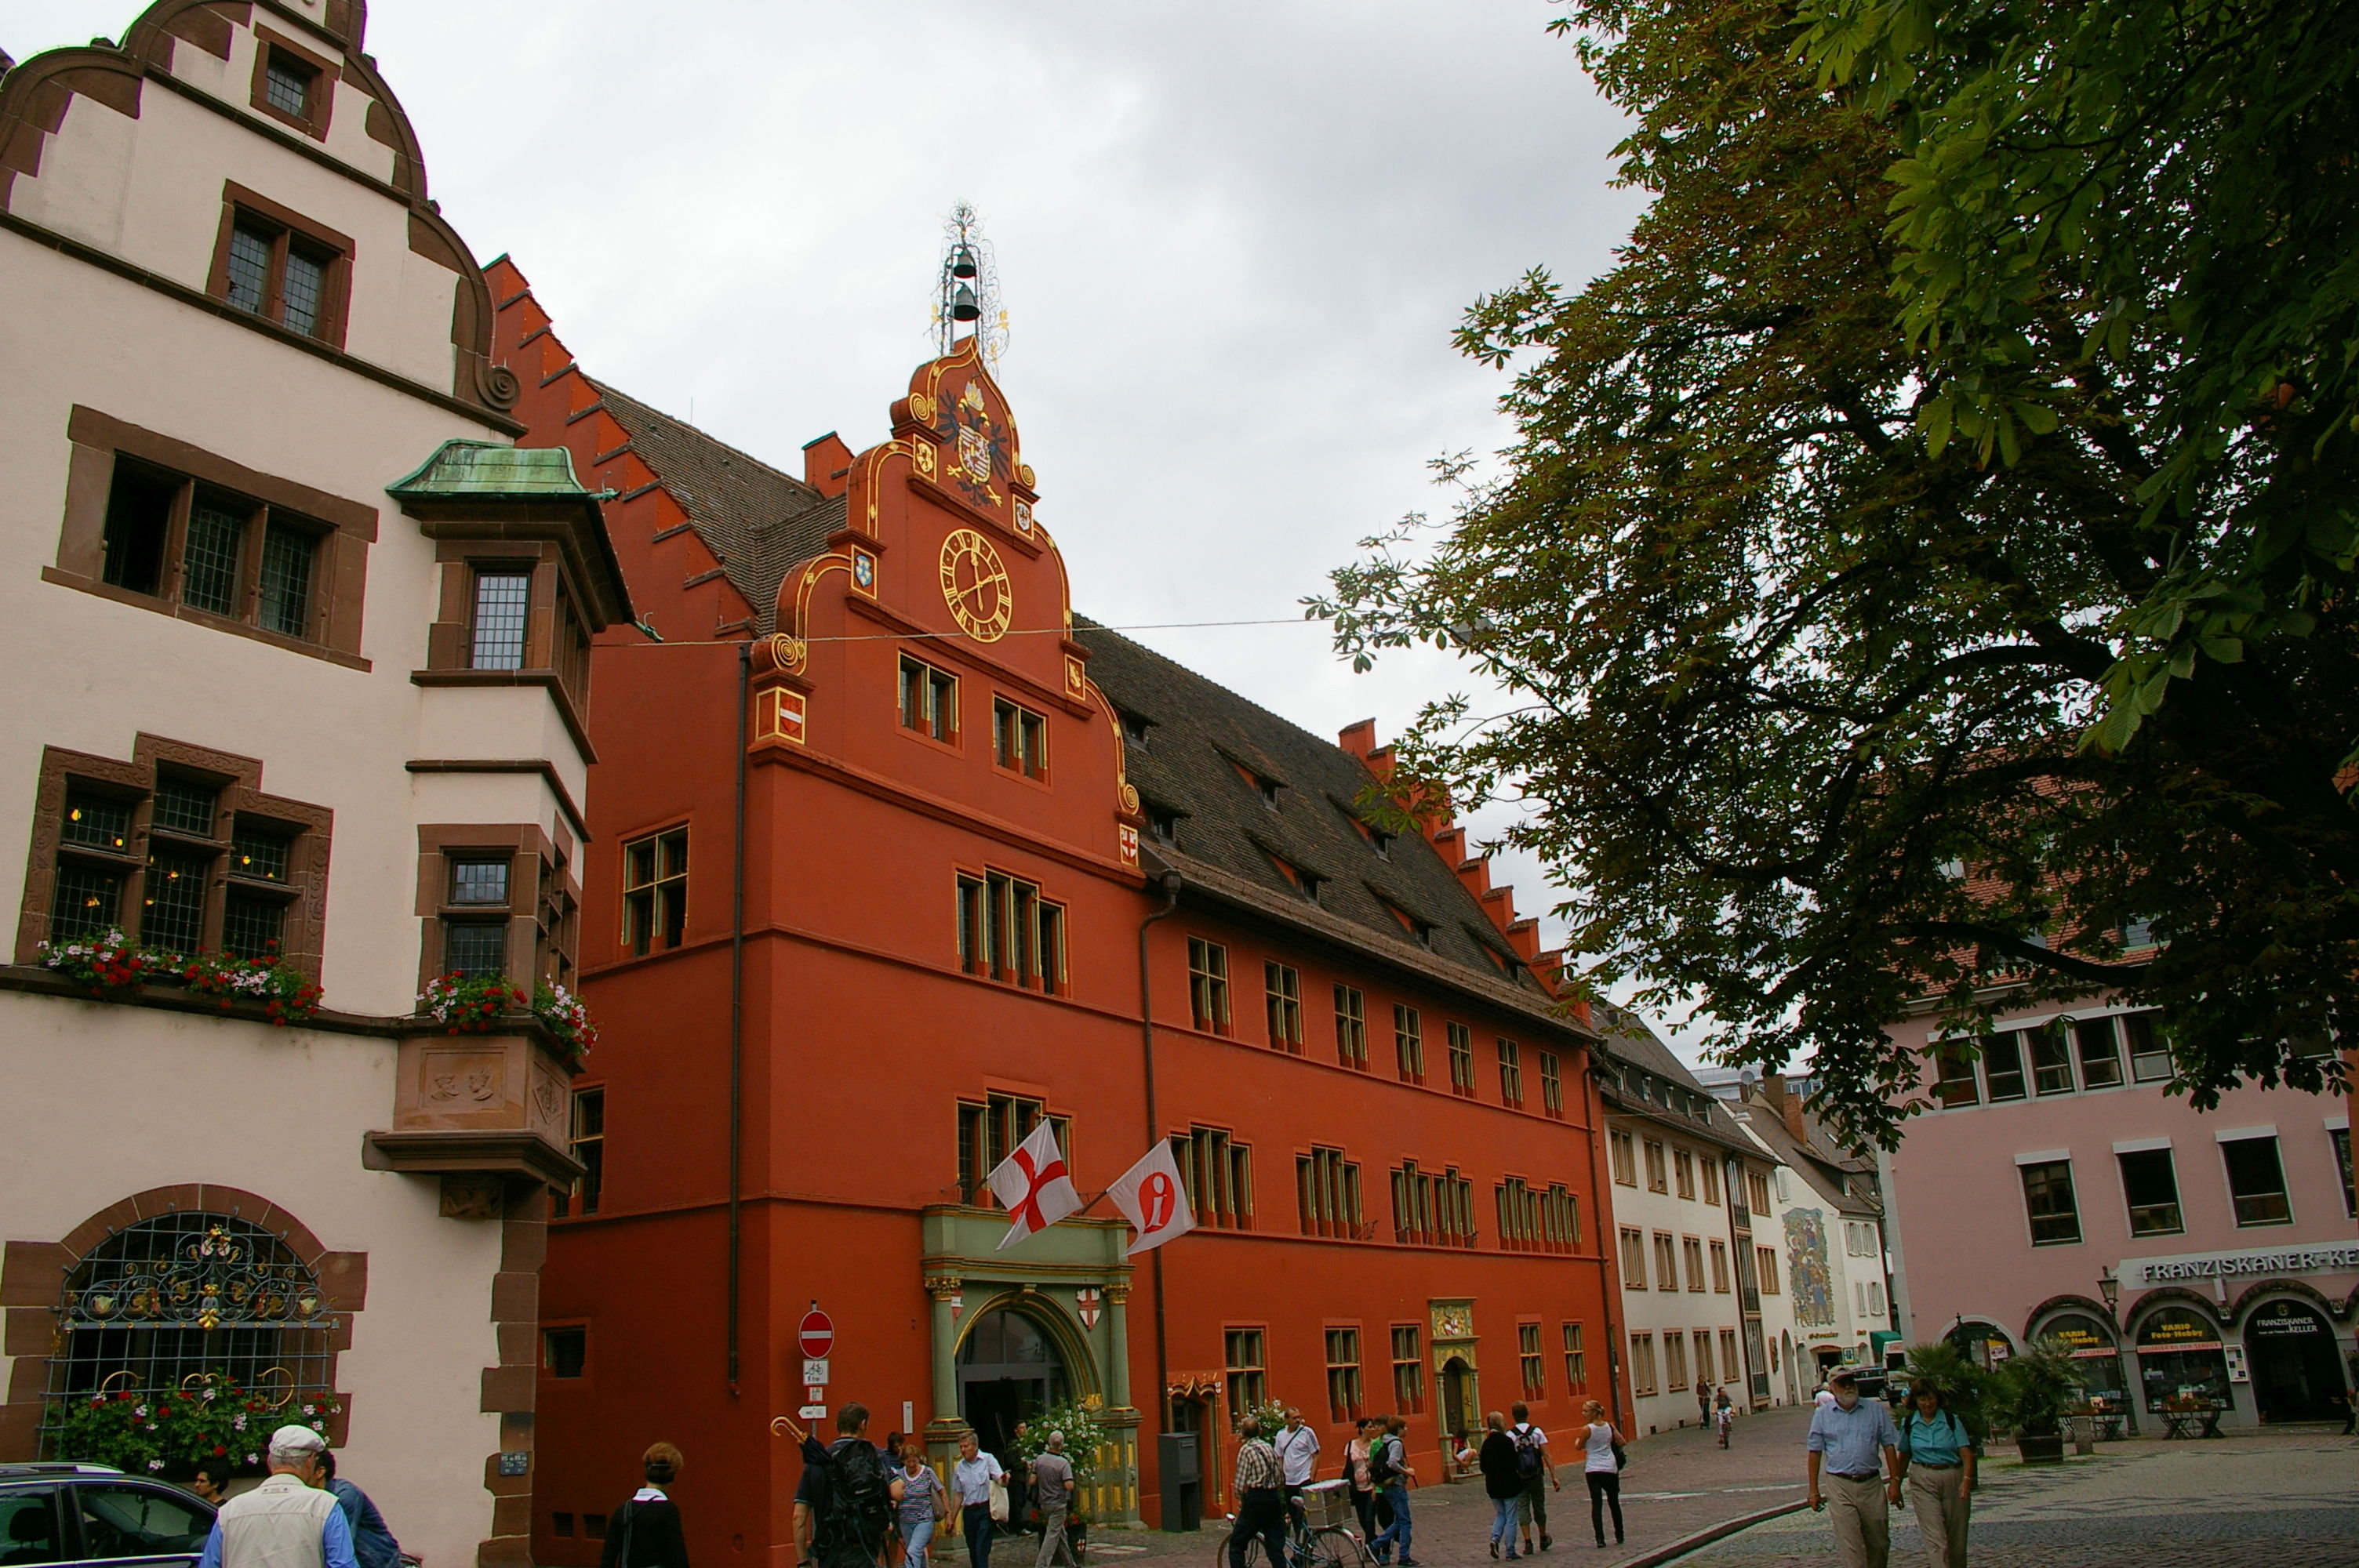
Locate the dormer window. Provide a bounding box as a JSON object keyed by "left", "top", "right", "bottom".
{"left": 264, "top": 53, "right": 315, "bottom": 118}
{"left": 1146, "top": 803, "right": 1180, "bottom": 844}
{"left": 1370, "top": 830, "right": 1393, "bottom": 859}
{"left": 1121, "top": 710, "right": 1153, "bottom": 749}
{"left": 1259, "top": 779, "right": 1281, "bottom": 811}
{"left": 249, "top": 30, "right": 335, "bottom": 141}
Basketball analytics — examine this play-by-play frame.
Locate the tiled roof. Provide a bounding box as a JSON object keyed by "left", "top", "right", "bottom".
{"left": 1073, "top": 618, "right": 1576, "bottom": 1031}
{"left": 1592, "top": 1007, "right": 1761, "bottom": 1155}
{"left": 589, "top": 378, "right": 842, "bottom": 632}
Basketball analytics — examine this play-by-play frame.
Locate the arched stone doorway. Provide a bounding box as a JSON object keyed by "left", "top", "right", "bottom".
{"left": 2244, "top": 1299, "right": 2343, "bottom": 1423}
{"left": 958, "top": 1301, "right": 1072, "bottom": 1455}
{"left": 1440, "top": 1356, "right": 1474, "bottom": 1445}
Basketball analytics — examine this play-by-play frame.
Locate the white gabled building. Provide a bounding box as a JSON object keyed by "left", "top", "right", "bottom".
{"left": 0, "top": 6, "right": 628, "bottom": 1564}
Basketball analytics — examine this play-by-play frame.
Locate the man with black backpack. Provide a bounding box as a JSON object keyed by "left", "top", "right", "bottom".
{"left": 1366, "top": 1414, "right": 1418, "bottom": 1567}
{"left": 1507, "top": 1402, "right": 1555, "bottom": 1554}
{"left": 782, "top": 1406, "right": 905, "bottom": 1568}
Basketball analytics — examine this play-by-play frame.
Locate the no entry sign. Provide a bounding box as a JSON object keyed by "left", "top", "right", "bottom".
{"left": 798, "top": 1307, "right": 835, "bottom": 1360}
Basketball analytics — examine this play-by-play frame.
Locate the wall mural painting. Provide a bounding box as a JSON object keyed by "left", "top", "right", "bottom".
{"left": 1786, "top": 1207, "right": 1835, "bottom": 1327}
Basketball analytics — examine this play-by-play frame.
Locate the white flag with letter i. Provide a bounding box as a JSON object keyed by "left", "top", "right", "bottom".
{"left": 988, "top": 1120, "right": 1083, "bottom": 1250}
{"left": 1107, "top": 1141, "right": 1197, "bottom": 1255}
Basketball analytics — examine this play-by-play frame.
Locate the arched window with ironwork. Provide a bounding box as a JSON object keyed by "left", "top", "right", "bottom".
{"left": 43, "top": 1211, "right": 337, "bottom": 1457}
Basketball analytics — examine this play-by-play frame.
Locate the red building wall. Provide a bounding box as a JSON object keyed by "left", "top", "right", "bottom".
{"left": 489, "top": 260, "right": 1625, "bottom": 1567}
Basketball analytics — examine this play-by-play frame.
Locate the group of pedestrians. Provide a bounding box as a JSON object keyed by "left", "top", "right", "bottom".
{"left": 184, "top": 1424, "right": 408, "bottom": 1568}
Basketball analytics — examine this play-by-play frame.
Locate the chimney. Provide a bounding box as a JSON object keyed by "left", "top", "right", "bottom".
{"left": 1765, "top": 1074, "right": 1808, "bottom": 1143}
{"left": 1338, "top": 719, "right": 1377, "bottom": 760}
{"left": 802, "top": 432, "right": 854, "bottom": 499}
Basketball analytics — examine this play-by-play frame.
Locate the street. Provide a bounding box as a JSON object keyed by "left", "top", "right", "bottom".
{"left": 1021, "top": 1414, "right": 2359, "bottom": 1568}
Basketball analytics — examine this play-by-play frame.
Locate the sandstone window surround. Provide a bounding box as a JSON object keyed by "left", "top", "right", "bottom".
{"left": 248, "top": 26, "right": 339, "bottom": 142}
{"left": 205, "top": 182, "right": 354, "bottom": 348}
{"left": 414, "top": 822, "right": 581, "bottom": 997}
{"left": 45, "top": 408, "right": 376, "bottom": 667}
{"left": 13, "top": 735, "right": 331, "bottom": 973}
{"left": 391, "top": 443, "right": 634, "bottom": 769}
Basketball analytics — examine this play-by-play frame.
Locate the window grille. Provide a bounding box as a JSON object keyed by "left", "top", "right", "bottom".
{"left": 220, "top": 891, "right": 285, "bottom": 960}
{"left": 450, "top": 858, "right": 511, "bottom": 906}
{"left": 142, "top": 848, "right": 210, "bottom": 955}
{"left": 263, "top": 56, "right": 311, "bottom": 117}
{"left": 152, "top": 779, "right": 220, "bottom": 838}
{"left": 471, "top": 572, "right": 532, "bottom": 670}
{"left": 231, "top": 823, "right": 291, "bottom": 884}
{"left": 445, "top": 921, "right": 507, "bottom": 978}
{"left": 42, "top": 1213, "right": 334, "bottom": 1457}
{"left": 280, "top": 252, "right": 325, "bottom": 338}
{"left": 64, "top": 792, "right": 134, "bottom": 853}
{"left": 226, "top": 226, "right": 273, "bottom": 315}
{"left": 181, "top": 503, "right": 246, "bottom": 616}
{"left": 258, "top": 524, "right": 316, "bottom": 637}
{"left": 51, "top": 862, "right": 125, "bottom": 942}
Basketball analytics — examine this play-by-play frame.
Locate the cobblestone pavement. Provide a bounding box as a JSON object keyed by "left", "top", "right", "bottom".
{"left": 1008, "top": 1405, "right": 1819, "bottom": 1568}
{"left": 1662, "top": 1428, "right": 2359, "bottom": 1568}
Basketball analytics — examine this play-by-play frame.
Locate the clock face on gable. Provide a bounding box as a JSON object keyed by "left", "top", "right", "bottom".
{"left": 939, "top": 528, "right": 1012, "bottom": 642}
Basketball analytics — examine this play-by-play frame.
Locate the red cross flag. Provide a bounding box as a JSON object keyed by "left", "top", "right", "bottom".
{"left": 1107, "top": 1140, "right": 1196, "bottom": 1255}
{"left": 989, "top": 1120, "right": 1082, "bottom": 1250}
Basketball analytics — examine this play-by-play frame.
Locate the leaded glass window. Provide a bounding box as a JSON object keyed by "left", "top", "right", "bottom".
{"left": 258, "top": 524, "right": 315, "bottom": 638}
{"left": 62, "top": 792, "right": 133, "bottom": 854}
{"left": 221, "top": 891, "right": 286, "bottom": 960}
{"left": 141, "top": 848, "right": 210, "bottom": 954}
{"left": 281, "top": 250, "right": 325, "bottom": 338}
{"left": 471, "top": 572, "right": 531, "bottom": 669}
{"left": 231, "top": 822, "right": 291, "bottom": 884}
{"left": 264, "top": 56, "right": 312, "bottom": 117}
{"left": 226, "top": 225, "right": 273, "bottom": 315}
{"left": 445, "top": 921, "right": 507, "bottom": 978}
{"left": 450, "top": 858, "right": 510, "bottom": 906}
{"left": 181, "top": 502, "right": 247, "bottom": 616}
{"left": 151, "top": 778, "right": 220, "bottom": 838}
{"left": 50, "top": 862, "right": 124, "bottom": 942}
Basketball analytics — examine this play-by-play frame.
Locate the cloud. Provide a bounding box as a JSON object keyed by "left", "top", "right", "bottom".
{"left": 3, "top": 0, "right": 1710, "bottom": 1053}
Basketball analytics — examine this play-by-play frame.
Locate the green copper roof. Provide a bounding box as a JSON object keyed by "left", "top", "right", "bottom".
{"left": 387, "top": 441, "right": 614, "bottom": 502}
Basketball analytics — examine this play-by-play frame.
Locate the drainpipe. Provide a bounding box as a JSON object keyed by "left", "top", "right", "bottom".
{"left": 1583, "top": 1060, "right": 1628, "bottom": 1430}
{"left": 1137, "top": 871, "right": 1182, "bottom": 1433}
{"left": 727, "top": 641, "right": 750, "bottom": 1392}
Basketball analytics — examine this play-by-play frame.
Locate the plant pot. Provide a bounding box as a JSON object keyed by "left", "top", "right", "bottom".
{"left": 2015, "top": 1432, "right": 2065, "bottom": 1465}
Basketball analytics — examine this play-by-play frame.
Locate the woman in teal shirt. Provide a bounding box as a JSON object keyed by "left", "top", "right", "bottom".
{"left": 1892, "top": 1384, "right": 1976, "bottom": 1568}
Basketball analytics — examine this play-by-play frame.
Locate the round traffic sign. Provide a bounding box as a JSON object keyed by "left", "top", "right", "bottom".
{"left": 798, "top": 1308, "right": 834, "bottom": 1360}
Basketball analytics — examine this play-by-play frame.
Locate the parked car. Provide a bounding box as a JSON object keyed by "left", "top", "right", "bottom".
{"left": 0, "top": 1464, "right": 214, "bottom": 1568}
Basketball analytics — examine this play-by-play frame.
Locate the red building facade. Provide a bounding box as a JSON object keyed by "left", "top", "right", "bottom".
{"left": 489, "top": 260, "right": 1625, "bottom": 1563}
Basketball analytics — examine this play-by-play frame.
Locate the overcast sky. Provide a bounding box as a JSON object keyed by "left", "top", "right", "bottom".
{"left": 4, "top": 2, "right": 1713, "bottom": 1054}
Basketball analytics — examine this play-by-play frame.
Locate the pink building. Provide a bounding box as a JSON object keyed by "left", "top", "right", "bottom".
{"left": 1880, "top": 996, "right": 2356, "bottom": 1428}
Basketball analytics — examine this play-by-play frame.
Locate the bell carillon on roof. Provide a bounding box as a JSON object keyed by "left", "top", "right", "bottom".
{"left": 933, "top": 202, "right": 1009, "bottom": 371}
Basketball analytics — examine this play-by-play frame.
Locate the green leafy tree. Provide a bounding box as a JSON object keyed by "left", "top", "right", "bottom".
{"left": 1312, "top": 0, "right": 2357, "bottom": 1148}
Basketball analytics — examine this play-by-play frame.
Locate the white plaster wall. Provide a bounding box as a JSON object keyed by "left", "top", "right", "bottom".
{"left": 1607, "top": 1133, "right": 1747, "bottom": 1432}
{"left": 14, "top": 64, "right": 454, "bottom": 389}
{"left": 0, "top": 231, "right": 590, "bottom": 1015}
{"left": 0, "top": 993, "right": 501, "bottom": 1568}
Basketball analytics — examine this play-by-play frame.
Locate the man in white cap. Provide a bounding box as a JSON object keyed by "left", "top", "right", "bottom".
{"left": 195, "top": 1424, "right": 360, "bottom": 1568}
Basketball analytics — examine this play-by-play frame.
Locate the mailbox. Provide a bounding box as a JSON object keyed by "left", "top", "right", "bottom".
{"left": 1158, "top": 1431, "right": 1202, "bottom": 1531}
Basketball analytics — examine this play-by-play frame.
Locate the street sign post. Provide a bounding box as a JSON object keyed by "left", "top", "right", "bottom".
{"left": 803, "top": 1358, "right": 830, "bottom": 1386}
{"left": 799, "top": 1308, "right": 835, "bottom": 1360}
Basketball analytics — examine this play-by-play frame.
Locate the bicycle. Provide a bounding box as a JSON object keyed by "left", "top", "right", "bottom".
{"left": 1215, "top": 1487, "right": 1374, "bottom": 1568}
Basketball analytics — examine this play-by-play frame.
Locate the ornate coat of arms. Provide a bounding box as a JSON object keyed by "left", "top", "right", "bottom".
{"left": 1075, "top": 1287, "right": 1103, "bottom": 1330}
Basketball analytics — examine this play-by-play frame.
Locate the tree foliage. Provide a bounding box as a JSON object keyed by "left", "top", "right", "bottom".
{"left": 1311, "top": 0, "right": 2357, "bottom": 1146}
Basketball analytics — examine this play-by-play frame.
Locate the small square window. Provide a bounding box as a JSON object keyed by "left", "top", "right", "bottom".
{"left": 543, "top": 1327, "right": 587, "bottom": 1378}
{"left": 451, "top": 858, "right": 511, "bottom": 906}
{"left": 264, "top": 53, "right": 314, "bottom": 118}
{"left": 445, "top": 921, "right": 508, "bottom": 978}
{"left": 152, "top": 777, "right": 220, "bottom": 838}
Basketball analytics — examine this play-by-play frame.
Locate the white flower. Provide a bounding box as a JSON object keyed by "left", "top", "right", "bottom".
{"left": 233, "top": 1414, "right": 247, "bottom": 1430}
{"left": 134, "top": 1405, "right": 148, "bottom": 1417}
{"left": 148, "top": 1459, "right": 166, "bottom": 1471}
{"left": 245, "top": 1452, "right": 259, "bottom": 1465}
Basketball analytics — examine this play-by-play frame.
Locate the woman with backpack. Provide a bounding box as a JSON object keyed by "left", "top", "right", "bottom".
{"left": 1578, "top": 1400, "right": 1625, "bottom": 1550}
{"left": 1892, "top": 1383, "right": 1976, "bottom": 1568}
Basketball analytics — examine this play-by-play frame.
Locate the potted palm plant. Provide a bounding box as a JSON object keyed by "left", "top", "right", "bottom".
{"left": 1992, "top": 1338, "right": 2078, "bottom": 1464}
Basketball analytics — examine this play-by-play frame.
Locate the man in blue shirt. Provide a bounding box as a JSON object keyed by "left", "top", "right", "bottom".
{"left": 1805, "top": 1370, "right": 1900, "bottom": 1568}
{"left": 195, "top": 1425, "right": 359, "bottom": 1568}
